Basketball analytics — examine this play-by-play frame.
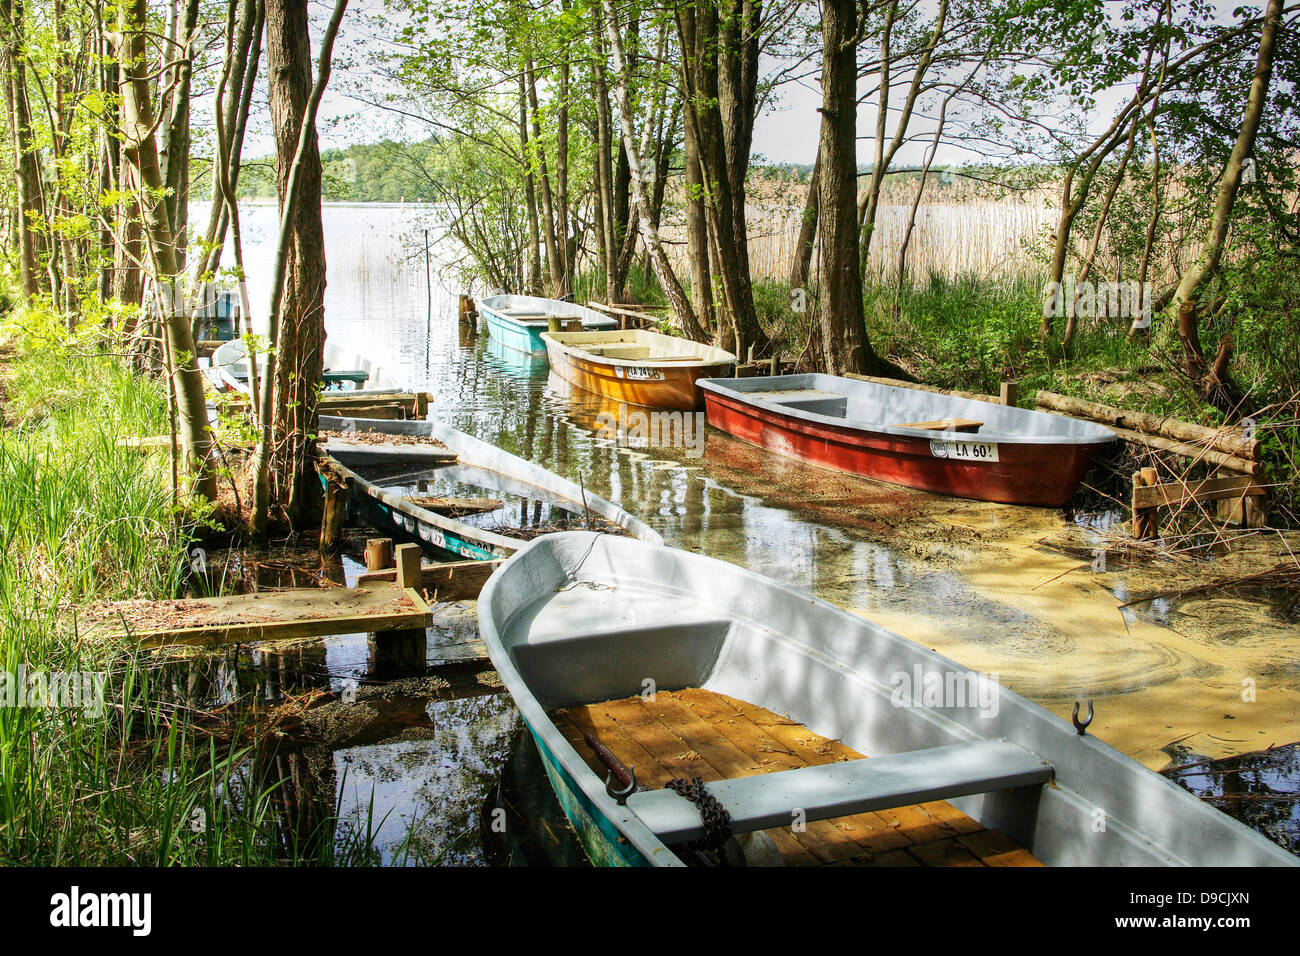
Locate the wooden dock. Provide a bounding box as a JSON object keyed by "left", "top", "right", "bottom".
{"left": 221, "top": 390, "right": 433, "bottom": 420}
{"left": 86, "top": 583, "right": 431, "bottom": 648}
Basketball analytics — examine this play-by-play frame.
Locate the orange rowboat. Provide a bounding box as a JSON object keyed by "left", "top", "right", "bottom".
{"left": 542, "top": 329, "right": 736, "bottom": 410}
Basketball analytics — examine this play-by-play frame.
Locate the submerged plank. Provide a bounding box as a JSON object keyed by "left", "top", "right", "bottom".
{"left": 86, "top": 584, "right": 430, "bottom": 647}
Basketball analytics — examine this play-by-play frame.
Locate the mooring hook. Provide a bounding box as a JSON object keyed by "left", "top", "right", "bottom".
{"left": 606, "top": 767, "right": 638, "bottom": 805}
{"left": 1072, "top": 699, "right": 1095, "bottom": 736}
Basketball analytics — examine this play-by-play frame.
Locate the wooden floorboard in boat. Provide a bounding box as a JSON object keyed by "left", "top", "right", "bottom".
{"left": 552, "top": 688, "right": 1043, "bottom": 867}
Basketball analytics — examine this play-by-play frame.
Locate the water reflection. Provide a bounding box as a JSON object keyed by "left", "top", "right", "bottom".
{"left": 215, "top": 202, "right": 1299, "bottom": 864}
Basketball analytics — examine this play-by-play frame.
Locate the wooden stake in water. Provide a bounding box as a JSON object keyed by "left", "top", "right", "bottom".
{"left": 425, "top": 230, "right": 432, "bottom": 320}
{"left": 579, "top": 472, "right": 593, "bottom": 530}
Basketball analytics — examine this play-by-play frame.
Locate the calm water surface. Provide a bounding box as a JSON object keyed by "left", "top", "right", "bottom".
{"left": 222, "top": 203, "right": 1297, "bottom": 863}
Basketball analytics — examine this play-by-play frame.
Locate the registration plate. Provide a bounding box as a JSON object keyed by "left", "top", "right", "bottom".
{"left": 616, "top": 366, "right": 664, "bottom": 381}
{"left": 929, "top": 439, "right": 999, "bottom": 462}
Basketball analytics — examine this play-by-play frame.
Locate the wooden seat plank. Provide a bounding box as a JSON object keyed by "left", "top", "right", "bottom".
{"left": 893, "top": 418, "right": 983, "bottom": 432}
{"left": 550, "top": 689, "right": 1043, "bottom": 866}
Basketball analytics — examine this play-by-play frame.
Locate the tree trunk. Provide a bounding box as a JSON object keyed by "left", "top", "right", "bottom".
{"left": 683, "top": 96, "right": 715, "bottom": 333}
{"left": 678, "top": 4, "right": 746, "bottom": 351}
{"left": 116, "top": 0, "right": 216, "bottom": 501}
{"left": 592, "top": 13, "right": 618, "bottom": 299}
{"left": 790, "top": 151, "right": 820, "bottom": 291}
{"left": 818, "top": 0, "right": 880, "bottom": 375}
{"left": 161, "top": 0, "right": 201, "bottom": 276}
{"left": 517, "top": 71, "right": 542, "bottom": 293}
{"left": 4, "top": 0, "right": 46, "bottom": 299}
{"left": 601, "top": 0, "right": 703, "bottom": 340}
{"left": 1170, "top": 0, "right": 1280, "bottom": 410}
{"left": 195, "top": 0, "right": 263, "bottom": 284}
{"left": 526, "top": 61, "right": 563, "bottom": 294}
{"left": 250, "top": 0, "right": 345, "bottom": 533}
{"left": 556, "top": 12, "right": 573, "bottom": 293}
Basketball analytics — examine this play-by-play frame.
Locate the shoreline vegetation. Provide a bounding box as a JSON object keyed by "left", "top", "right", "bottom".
{"left": 0, "top": 339, "right": 387, "bottom": 865}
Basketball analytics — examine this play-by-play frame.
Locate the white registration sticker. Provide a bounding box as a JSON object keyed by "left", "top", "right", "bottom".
{"left": 929, "top": 439, "right": 999, "bottom": 462}
{"left": 617, "top": 366, "right": 664, "bottom": 381}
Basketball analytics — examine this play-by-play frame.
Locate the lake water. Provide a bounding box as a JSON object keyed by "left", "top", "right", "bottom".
{"left": 219, "top": 202, "right": 1299, "bottom": 863}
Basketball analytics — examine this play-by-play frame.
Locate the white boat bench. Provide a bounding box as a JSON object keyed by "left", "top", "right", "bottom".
{"left": 625, "top": 738, "right": 1052, "bottom": 842}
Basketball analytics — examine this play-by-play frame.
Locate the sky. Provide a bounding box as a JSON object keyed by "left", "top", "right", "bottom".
{"left": 269, "top": 0, "right": 1263, "bottom": 169}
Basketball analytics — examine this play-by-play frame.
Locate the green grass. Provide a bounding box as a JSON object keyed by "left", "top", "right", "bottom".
{"left": 0, "top": 337, "right": 384, "bottom": 864}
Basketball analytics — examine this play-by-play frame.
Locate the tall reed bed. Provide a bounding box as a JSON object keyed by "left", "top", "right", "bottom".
{"left": 0, "top": 344, "right": 343, "bottom": 864}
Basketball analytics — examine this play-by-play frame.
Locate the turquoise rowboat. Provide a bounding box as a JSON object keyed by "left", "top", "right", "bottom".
{"left": 318, "top": 416, "right": 662, "bottom": 562}
{"left": 477, "top": 532, "right": 1300, "bottom": 867}
{"left": 477, "top": 294, "right": 617, "bottom": 355}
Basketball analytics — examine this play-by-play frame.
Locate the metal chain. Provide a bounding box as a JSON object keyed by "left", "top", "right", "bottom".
{"left": 666, "top": 776, "right": 733, "bottom": 862}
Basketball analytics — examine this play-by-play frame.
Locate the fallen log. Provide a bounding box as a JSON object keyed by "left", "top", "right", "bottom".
{"left": 1034, "top": 390, "right": 1258, "bottom": 460}
{"left": 1105, "top": 425, "right": 1261, "bottom": 476}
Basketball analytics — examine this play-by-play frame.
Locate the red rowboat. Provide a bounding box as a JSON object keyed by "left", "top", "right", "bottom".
{"left": 699, "top": 374, "right": 1117, "bottom": 507}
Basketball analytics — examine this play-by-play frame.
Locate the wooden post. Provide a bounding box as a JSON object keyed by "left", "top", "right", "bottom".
{"left": 364, "top": 538, "right": 394, "bottom": 572}
{"left": 1213, "top": 469, "right": 1270, "bottom": 529}
{"left": 767, "top": 355, "right": 778, "bottom": 376}
{"left": 374, "top": 542, "right": 429, "bottom": 656}
{"left": 396, "top": 543, "right": 423, "bottom": 589}
{"left": 1131, "top": 468, "right": 1160, "bottom": 539}
{"left": 547, "top": 315, "right": 562, "bottom": 332}
{"left": 320, "top": 474, "right": 349, "bottom": 552}
{"left": 1000, "top": 381, "right": 1019, "bottom": 408}
{"left": 458, "top": 294, "right": 476, "bottom": 326}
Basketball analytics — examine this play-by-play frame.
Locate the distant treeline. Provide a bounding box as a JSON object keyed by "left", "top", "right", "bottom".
{"left": 203, "top": 139, "right": 994, "bottom": 203}
{"left": 195, "top": 139, "right": 448, "bottom": 202}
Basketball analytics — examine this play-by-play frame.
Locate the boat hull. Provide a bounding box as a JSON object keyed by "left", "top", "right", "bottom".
{"left": 329, "top": 470, "right": 508, "bottom": 561}
{"left": 480, "top": 306, "right": 549, "bottom": 355}
{"left": 528, "top": 722, "right": 650, "bottom": 867}
{"left": 208, "top": 337, "right": 401, "bottom": 394}
{"left": 702, "top": 376, "right": 1113, "bottom": 507}
{"left": 318, "top": 416, "right": 663, "bottom": 561}
{"left": 477, "top": 295, "right": 617, "bottom": 355}
{"left": 544, "top": 338, "right": 731, "bottom": 410}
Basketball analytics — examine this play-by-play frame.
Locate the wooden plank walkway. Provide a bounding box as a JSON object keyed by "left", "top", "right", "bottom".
{"left": 552, "top": 689, "right": 1042, "bottom": 867}
{"left": 320, "top": 437, "right": 458, "bottom": 467}
{"left": 85, "top": 584, "right": 431, "bottom": 648}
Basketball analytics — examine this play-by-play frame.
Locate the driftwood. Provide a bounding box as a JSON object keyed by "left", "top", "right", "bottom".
{"left": 1034, "top": 390, "right": 1258, "bottom": 460}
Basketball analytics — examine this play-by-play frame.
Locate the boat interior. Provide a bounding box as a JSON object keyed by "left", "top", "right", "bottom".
{"left": 710, "top": 373, "right": 1115, "bottom": 442}
{"left": 496, "top": 541, "right": 1054, "bottom": 867}
{"left": 551, "top": 689, "right": 1043, "bottom": 867}
{"left": 547, "top": 329, "right": 736, "bottom": 366}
